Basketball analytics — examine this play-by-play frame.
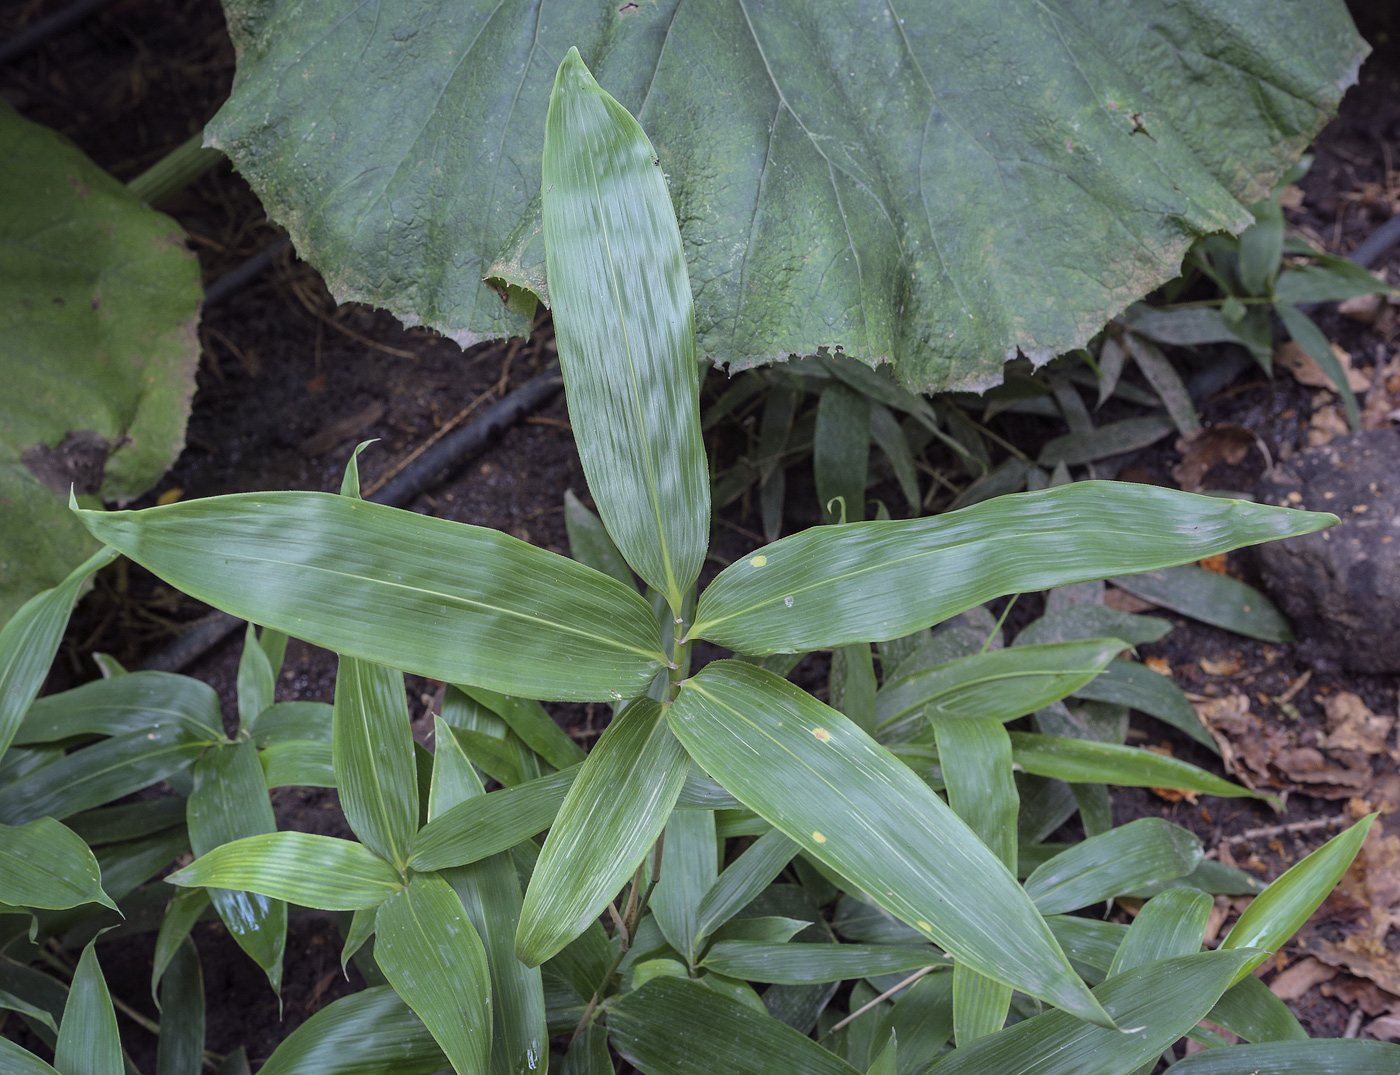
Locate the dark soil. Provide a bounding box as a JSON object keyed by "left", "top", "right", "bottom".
{"left": 3, "top": 0, "right": 1399, "bottom": 1065}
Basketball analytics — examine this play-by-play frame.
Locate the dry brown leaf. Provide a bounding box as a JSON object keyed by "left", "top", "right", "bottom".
{"left": 1321, "top": 974, "right": 1400, "bottom": 1016}
{"left": 1366, "top": 1013, "right": 1400, "bottom": 1041}
{"left": 1172, "top": 425, "right": 1255, "bottom": 492}
{"left": 1321, "top": 693, "right": 1395, "bottom": 756}
{"left": 1103, "top": 586, "right": 1157, "bottom": 613}
{"left": 1275, "top": 339, "right": 1371, "bottom": 391}
{"left": 1309, "top": 403, "right": 1351, "bottom": 447}
{"left": 1269, "top": 956, "right": 1338, "bottom": 1000}
{"left": 1145, "top": 656, "right": 1171, "bottom": 676}
{"left": 1273, "top": 746, "right": 1372, "bottom": 797}
{"left": 1340, "top": 293, "right": 1383, "bottom": 323}
{"left": 1197, "top": 552, "right": 1229, "bottom": 575}
{"left": 1201, "top": 656, "right": 1243, "bottom": 676}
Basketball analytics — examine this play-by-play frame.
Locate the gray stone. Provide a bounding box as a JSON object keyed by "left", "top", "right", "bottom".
{"left": 1256, "top": 430, "right": 1400, "bottom": 673}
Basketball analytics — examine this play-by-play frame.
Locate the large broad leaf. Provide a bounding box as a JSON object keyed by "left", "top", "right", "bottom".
{"left": 1168, "top": 1040, "right": 1400, "bottom": 1074}
{"left": 1023, "top": 819, "right": 1201, "bottom": 915}
{"left": 257, "top": 986, "right": 444, "bottom": 1075}
{"left": 0, "top": 817, "right": 115, "bottom": 911}
{"left": 74, "top": 492, "right": 667, "bottom": 702}
{"left": 516, "top": 697, "right": 689, "bottom": 966}
{"left": 690, "top": 483, "right": 1332, "bottom": 654}
{"left": 0, "top": 103, "right": 200, "bottom": 621}
{"left": 669, "top": 661, "right": 1110, "bottom": 1027}
{"left": 542, "top": 50, "right": 708, "bottom": 608}
{"left": 206, "top": 0, "right": 1361, "bottom": 392}
{"left": 375, "top": 873, "right": 492, "bottom": 1075}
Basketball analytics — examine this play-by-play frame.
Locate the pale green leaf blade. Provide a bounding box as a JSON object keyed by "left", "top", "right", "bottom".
{"left": 1008, "top": 732, "right": 1266, "bottom": 800}
{"left": 1108, "top": 887, "right": 1211, "bottom": 976}
{"left": 188, "top": 739, "right": 285, "bottom": 993}
{"left": 543, "top": 49, "right": 708, "bottom": 608}
{"left": 1025, "top": 818, "right": 1202, "bottom": 915}
{"left": 924, "top": 950, "right": 1257, "bottom": 1075}
{"left": 563, "top": 490, "right": 635, "bottom": 589}
{"left": 410, "top": 766, "right": 579, "bottom": 872}
{"left": 17, "top": 670, "right": 223, "bottom": 746}
{"left": 456, "top": 684, "right": 586, "bottom": 772}
{"left": 155, "top": 938, "right": 205, "bottom": 1075}
{"left": 0, "top": 987, "right": 57, "bottom": 1034}
{"left": 0, "top": 818, "right": 115, "bottom": 911}
{"left": 74, "top": 492, "right": 666, "bottom": 702}
{"left": 876, "top": 639, "right": 1125, "bottom": 738}
{"left": 1278, "top": 303, "right": 1361, "bottom": 430}
{"left": 0, "top": 548, "right": 116, "bottom": 758}
{"left": 691, "top": 483, "right": 1332, "bottom": 654}
{"left": 610, "top": 976, "right": 860, "bottom": 1075}
{"left": 1168, "top": 1040, "right": 1400, "bottom": 1074}
{"left": 951, "top": 964, "right": 1011, "bottom": 1047}
{"left": 701, "top": 942, "right": 944, "bottom": 985}
{"left": 1109, "top": 565, "right": 1294, "bottom": 643}
{"left": 1221, "top": 814, "right": 1375, "bottom": 983}
{"left": 0, "top": 1040, "right": 61, "bottom": 1075}
{"left": 167, "top": 832, "right": 400, "bottom": 910}
{"left": 1208, "top": 974, "right": 1308, "bottom": 1043}
{"left": 257, "top": 986, "right": 444, "bottom": 1075}
{"left": 375, "top": 873, "right": 492, "bottom": 1075}
{"left": 1123, "top": 334, "right": 1200, "bottom": 436}
{"left": 652, "top": 809, "right": 717, "bottom": 967}
{"left": 54, "top": 943, "right": 122, "bottom": 1075}
{"left": 517, "top": 697, "right": 689, "bottom": 966}
{"left": 237, "top": 623, "right": 276, "bottom": 731}
{"left": 260, "top": 741, "right": 337, "bottom": 789}
{"left": 669, "top": 661, "right": 1111, "bottom": 1027}
{"left": 1013, "top": 605, "right": 1170, "bottom": 648}
{"left": 695, "top": 828, "right": 800, "bottom": 945}
{"left": 333, "top": 657, "right": 419, "bottom": 868}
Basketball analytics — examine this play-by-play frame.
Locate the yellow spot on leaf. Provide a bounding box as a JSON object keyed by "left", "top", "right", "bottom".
{"left": 156, "top": 487, "right": 183, "bottom": 506}
{"left": 916, "top": 920, "right": 931, "bottom": 931}
{"left": 812, "top": 728, "right": 831, "bottom": 742}
{"left": 749, "top": 555, "right": 767, "bottom": 567}
{"left": 812, "top": 831, "right": 827, "bottom": 843}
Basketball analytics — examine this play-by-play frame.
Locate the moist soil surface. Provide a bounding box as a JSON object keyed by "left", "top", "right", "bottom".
{"left": 3, "top": 0, "right": 1399, "bottom": 1066}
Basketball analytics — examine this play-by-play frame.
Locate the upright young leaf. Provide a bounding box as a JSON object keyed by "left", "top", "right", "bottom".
{"left": 1108, "top": 887, "right": 1211, "bottom": 976}
{"left": 54, "top": 943, "right": 122, "bottom": 1075}
{"left": 669, "top": 661, "right": 1111, "bottom": 1028}
{"left": 516, "top": 697, "right": 689, "bottom": 966}
{"left": 237, "top": 623, "right": 276, "bottom": 731}
{"left": 156, "top": 938, "right": 205, "bottom": 1075}
{"left": 690, "top": 483, "right": 1332, "bottom": 654}
{"left": 694, "top": 828, "right": 800, "bottom": 946}
{"left": 333, "top": 656, "right": 419, "bottom": 868}
{"left": 814, "top": 384, "right": 871, "bottom": 523}
{"left": 74, "top": 493, "right": 666, "bottom": 702}
{"left": 543, "top": 48, "right": 708, "bottom": 612}
{"left": 188, "top": 739, "right": 286, "bottom": 993}
{"left": 0, "top": 547, "right": 116, "bottom": 759}
{"left": 651, "top": 809, "right": 717, "bottom": 968}
{"left": 376, "top": 873, "right": 492, "bottom": 1075}
{"left": 152, "top": 888, "right": 211, "bottom": 1003}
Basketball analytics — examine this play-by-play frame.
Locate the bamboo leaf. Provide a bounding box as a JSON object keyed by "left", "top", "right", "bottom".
{"left": 237, "top": 623, "right": 276, "bottom": 731}
{"left": 152, "top": 888, "right": 211, "bottom": 1004}
{"left": 376, "top": 873, "right": 492, "bottom": 1075}
{"left": 701, "top": 942, "right": 944, "bottom": 984}
{"left": 924, "top": 950, "right": 1257, "bottom": 1075}
{"left": 563, "top": 489, "right": 635, "bottom": 590}
{"left": 1208, "top": 974, "right": 1307, "bottom": 1043}
{"left": 1012, "top": 606, "right": 1170, "bottom": 648}
{"left": 1072, "top": 658, "right": 1217, "bottom": 752}
{"left": 74, "top": 493, "right": 666, "bottom": 702}
{"left": 155, "top": 938, "right": 205, "bottom": 1075}
{"left": 54, "top": 943, "right": 122, "bottom": 1075}
{"left": 0, "top": 548, "right": 116, "bottom": 759}
{"left": 1108, "top": 887, "right": 1211, "bottom": 975}
{"left": 691, "top": 483, "right": 1331, "bottom": 654}
{"left": 455, "top": 684, "right": 585, "bottom": 772}
{"left": 517, "top": 697, "right": 688, "bottom": 966}
{"left": 411, "top": 766, "right": 578, "bottom": 872}
{"left": 1008, "top": 733, "right": 1266, "bottom": 800}
{"left": 876, "top": 639, "right": 1125, "bottom": 738}
{"left": 260, "top": 741, "right": 336, "bottom": 789}
{"left": 543, "top": 49, "right": 708, "bottom": 611}
{"left": 669, "top": 661, "right": 1111, "bottom": 1027}
{"left": 1109, "top": 565, "right": 1294, "bottom": 643}
{"left": 652, "top": 809, "right": 717, "bottom": 968}
{"left": 1168, "top": 1040, "right": 1400, "bottom": 1074}
{"left": 0, "top": 1040, "right": 61, "bottom": 1075}
{"left": 1024, "top": 819, "right": 1202, "bottom": 915}
{"left": 1278, "top": 303, "right": 1360, "bottom": 430}
{"left": 610, "top": 976, "right": 860, "bottom": 1075}
{"left": 333, "top": 657, "right": 419, "bottom": 868}
{"left": 17, "top": 671, "right": 222, "bottom": 745}
{"left": 257, "top": 986, "right": 444, "bottom": 1075}
{"left": 694, "top": 829, "right": 800, "bottom": 946}
{"left": 0, "top": 818, "right": 115, "bottom": 911}
{"left": 167, "top": 833, "right": 400, "bottom": 910}
{"left": 1221, "top": 814, "right": 1375, "bottom": 983}
{"left": 815, "top": 384, "right": 871, "bottom": 523}
{"left": 188, "top": 739, "right": 286, "bottom": 994}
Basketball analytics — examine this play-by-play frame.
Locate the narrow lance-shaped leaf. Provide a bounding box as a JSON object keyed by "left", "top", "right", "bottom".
{"left": 1221, "top": 814, "right": 1376, "bottom": 984}
{"left": 155, "top": 938, "right": 205, "bottom": 1075}
{"left": 17, "top": 670, "right": 223, "bottom": 746}
{"left": 701, "top": 942, "right": 945, "bottom": 984}
{"left": 167, "top": 832, "right": 401, "bottom": 911}
{"left": 1109, "top": 564, "right": 1295, "bottom": 643}
{"left": 0, "top": 1040, "right": 62, "bottom": 1075}
{"left": 54, "top": 942, "right": 122, "bottom": 1075}
{"left": 814, "top": 384, "right": 870, "bottom": 523}
{"left": 237, "top": 623, "right": 276, "bottom": 732}
{"left": 1108, "top": 887, "right": 1212, "bottom": 976}
{"left": 0, "top": 818, "right": 115, "bottom": 911}
{"left": 1007, "top": 733, "right": 1267, "bottom": 801}
{"left": 0, "top": 547, "right": 116, "bottom": 759}
{"left": 669, "top": 661, "right": 1112, "bottom": 1028}
{"left": 543, "top": 49, "right": 708, "bottom": 612}
{"left": 333, "top": 656, "right": 419, "bottom": 868}
{"left": 152, "top": 887, "right": 211, "bottom": 1004}
{"left": 376, "top": 873, "right": 492, "bottom": 1075}
{"left": 188, "top": 739, "right": 286, "bottom": 994}
{"left": 1168, "top": 1039, "right": 1400, "bottom": 1074}
{"left": 74, "top": 493, "right": 666, "bottom": 702}
{"left": 256, "top": 986, "right": 444, "bottom": 1075}
{"left": 651, "top": 809, "right": 717, "bottom": 968}
{"left": 1024, "top": 819, "right": 1202, "bottom": 916}
{"left": 694, "top": 828, "right": 800, "bottom": 946}
{"left": 516, "top": 697, "right": 689, "bottom": 966}
{"left": 690, "top": 483, "right": 1332, "bottom": 654}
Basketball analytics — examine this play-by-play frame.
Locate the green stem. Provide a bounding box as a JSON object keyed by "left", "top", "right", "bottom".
{"left": 127, "top": 131, "right": 224, "bottom": 206}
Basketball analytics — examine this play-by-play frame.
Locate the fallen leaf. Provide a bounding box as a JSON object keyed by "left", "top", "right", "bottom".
{"left": 1145, "top": 656, "right": 1171, "bottom": 676}
{"left": 1340, "top": 293, "right": 1383, "bottom": 323}
{"left": 1172, "top": 425, "right": 1255, "bottom": 492}
{"left": 1275, "top": 339, "right": 1371, "bottom": 391}
{"left": 1366, "top": 1013, "right": 1400, "bottom": 1041}
{"left": 1103, "top": 586, "right": 1157, "bottom": 613}
{"left": 1308, "top": 403, "right": 1350, "bottom": 447}
{"left": 1269, "top": 956, "right": 1338, "bottom": 1000}
{"left": 1321, "top": 974, "right": 1400, "bottom": 1016}
{"left": 1152, "top": 786, "right": 1200, "bottom": 804}
{"left": 1201, "top": 656, "right": 1243, "bottom": 676}
{"left": 1273, "top": 746, "right": 1371, "bottom": 798}
{"left": 1197, "top": 552, "right": 1229, "bottom": 575}
{"left": 1321, "top": 693, "right": 1395, "bottom": 756}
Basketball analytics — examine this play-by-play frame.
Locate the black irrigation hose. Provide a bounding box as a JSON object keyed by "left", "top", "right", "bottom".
{"left": 1349, "top": 212, "right": 1400, "bottom": 270}
{"left": 139, "top": 360, "right": 564, "bottom": 672}
{"left": 0, "top": 0, "right": 122, "bottom": 66}
{"left": 203, "top": 238, "right": 292, "bottom": 308}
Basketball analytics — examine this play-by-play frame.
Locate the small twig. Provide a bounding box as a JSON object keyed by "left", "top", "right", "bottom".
{"left": 607, "top": 901, "right": 629, "bottom": 949}
{"left": 821, "top": 965, "right": 939, "bottom": 1038}
{"left": 1344, "top": 1008, "right": 1364, "bottom": 1038}
{"left": 1218, "top": 815, "right": 1348, "bottom": 847}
